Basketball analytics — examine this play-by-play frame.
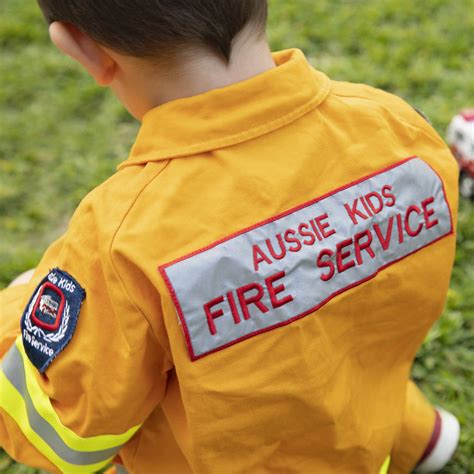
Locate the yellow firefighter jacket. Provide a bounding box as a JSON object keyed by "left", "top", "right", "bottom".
{"left": 0, "top": 49, "right": 458, "bottom": 474}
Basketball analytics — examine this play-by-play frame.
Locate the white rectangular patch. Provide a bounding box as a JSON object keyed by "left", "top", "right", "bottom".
{"left": 160, "top": 157, "right": 453, "bottom": 361}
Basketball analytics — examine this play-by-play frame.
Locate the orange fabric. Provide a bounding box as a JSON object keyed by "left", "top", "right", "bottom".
{"left": 0, "top": 49, "right": 458, "bottom": 473}
{"left": 0, "top": 410, "right": 58, "bottom": 473}
{"left": 0, "top": 285, "right": 28, "bottom": 357}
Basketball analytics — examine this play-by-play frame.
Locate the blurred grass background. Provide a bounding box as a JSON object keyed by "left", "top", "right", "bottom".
{"left": 0, "top": 0, "right": 473, "bottom": 472}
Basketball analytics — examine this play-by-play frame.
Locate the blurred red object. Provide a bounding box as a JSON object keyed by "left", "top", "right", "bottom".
{"left": 447, "top": 109, "right": 474, "bottom": 199}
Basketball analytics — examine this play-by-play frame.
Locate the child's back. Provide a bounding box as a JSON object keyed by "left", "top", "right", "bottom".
{"left": 0, "top": 2, "right": 460, "bottom": 473}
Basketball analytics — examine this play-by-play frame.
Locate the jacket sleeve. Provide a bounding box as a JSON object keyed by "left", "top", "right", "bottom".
{"left": 0, "top": 196, "right": 170, "bottom": 473}
{"left": 1, "top": 285, "right": 28, "bottom": 356}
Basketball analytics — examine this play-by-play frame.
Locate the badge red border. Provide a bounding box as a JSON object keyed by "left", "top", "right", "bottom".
{"left": 31, "top": 282, "right": 65, "bottom": 331}
{"left": 159, "top": 157, "right": 455, "bottom": 361}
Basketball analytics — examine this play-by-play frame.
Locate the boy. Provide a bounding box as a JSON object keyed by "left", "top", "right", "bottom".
{"left": 0, "top": 1, "right": 461, "bottom": 473}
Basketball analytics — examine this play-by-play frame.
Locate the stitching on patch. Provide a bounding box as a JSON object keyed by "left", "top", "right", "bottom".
{"left": 159, "top": 157, "right": 454, "bottom": 361}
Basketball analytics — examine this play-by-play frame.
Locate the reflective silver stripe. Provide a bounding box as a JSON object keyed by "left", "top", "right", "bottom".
{"left": 115, "top": 464, "right": 129, "bottom": 474}
{"left": 2, "top": 344, "right": 121, "bottom": 466}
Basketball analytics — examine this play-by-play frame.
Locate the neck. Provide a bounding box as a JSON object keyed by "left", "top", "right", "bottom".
{"left": 167, "top": 35, "right": 276, "bottom": 102}
{"left": 110, "top": 32, "right": 276, "bottom": 119}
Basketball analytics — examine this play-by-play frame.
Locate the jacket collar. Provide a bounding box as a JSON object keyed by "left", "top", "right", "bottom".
{"left": 119, "top": 49, "right": 331, "bottom": 169}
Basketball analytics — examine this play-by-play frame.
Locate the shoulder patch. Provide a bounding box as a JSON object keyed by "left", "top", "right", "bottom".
{"left": 160, "top": 157, "right": 453, "bottom": 361}
{"left": 21, "top": 268, "right": 86, "bottom": 373}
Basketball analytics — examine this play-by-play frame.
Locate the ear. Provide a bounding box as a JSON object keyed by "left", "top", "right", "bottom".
{"left": 49, "top": 22, "right": 117, "bottom": 86}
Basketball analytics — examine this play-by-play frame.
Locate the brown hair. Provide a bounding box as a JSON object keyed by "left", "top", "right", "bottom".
{"left": 37, "top": 0, "right": 268, "bottom": 62}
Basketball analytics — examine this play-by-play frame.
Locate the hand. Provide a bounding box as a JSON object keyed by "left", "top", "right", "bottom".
{"left": 8, "top": 269, "right": 36, "bottom": 288}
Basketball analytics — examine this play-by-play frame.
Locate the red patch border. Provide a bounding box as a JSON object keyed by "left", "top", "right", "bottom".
{"left": 31, "top": 283, "right": 65, "bottom": 331}
{"left": 159, "top": 157, "right": 455, "bottom": 361}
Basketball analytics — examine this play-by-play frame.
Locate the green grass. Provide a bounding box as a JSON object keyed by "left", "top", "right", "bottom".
{"left": 1, "top": 0, "right": 473, "bottom": 472}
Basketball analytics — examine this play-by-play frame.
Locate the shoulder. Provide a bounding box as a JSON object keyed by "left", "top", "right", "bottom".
{"left": 26, "top": 160, "right": 173, "bottom": 357}
{"left": 327, "top": 80, "right": 443, "bottom": 145}
{"left": 67, "top": 161, "right": 169, "bottom": 249}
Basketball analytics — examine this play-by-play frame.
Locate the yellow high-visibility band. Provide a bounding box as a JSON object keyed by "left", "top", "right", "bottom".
{"left": 16, "top": 339, "right": 140, "bottom": 450}
{"left": 1, "top": 370, "right": 111, "bottom": 473}
{"left": 380, "top": 456, "right": 391, "bottom": 474}
{"left": 0, "top": 338, "right": 141, "bottom": 473}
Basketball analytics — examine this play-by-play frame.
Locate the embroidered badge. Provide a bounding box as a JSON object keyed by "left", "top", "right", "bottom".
{"left": 21, "top": 268, "right": 86, "bottom": 373}
{"left": 160, "top": 157, "right": 453, "bottom": 361}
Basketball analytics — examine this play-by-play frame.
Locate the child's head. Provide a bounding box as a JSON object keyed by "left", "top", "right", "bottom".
{"left": 37, "top": 0, "right": 268, "bottom": 63}
{"left": 37, "top": 1, "right": 271, "bottom": 119}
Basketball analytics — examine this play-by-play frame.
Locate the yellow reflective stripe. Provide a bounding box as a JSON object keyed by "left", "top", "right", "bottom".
{"left": 1, "top": 369, "right": 109, "bottom": 473}
{"left": 379, "top": 456, "right": 391, "bottom": 474}
{"left": 0, "top": 338, "right": 141, "bottom": 473}
{"left": 16, "top": 339, "right": 140, "bottom": 450}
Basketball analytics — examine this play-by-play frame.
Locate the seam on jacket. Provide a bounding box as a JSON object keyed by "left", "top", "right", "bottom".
{"left": 332, "top": 89, "right": 447, "bottom": 149}
{"left": 108, "top": 159, "right": 173, "bottom": 362}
